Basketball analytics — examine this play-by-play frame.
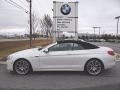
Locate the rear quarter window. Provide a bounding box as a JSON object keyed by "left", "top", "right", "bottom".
{"left": 80, "top": 42, "right": 99, "bottom": 49}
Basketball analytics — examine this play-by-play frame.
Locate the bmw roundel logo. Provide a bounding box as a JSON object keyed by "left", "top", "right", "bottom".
{"left": 61, "top": 4, "right": 71, "bottom": 15}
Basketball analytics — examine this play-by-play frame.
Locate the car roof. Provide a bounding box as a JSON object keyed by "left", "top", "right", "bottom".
{"left": 57, "top": 39, "right": 86, "bottom": 44}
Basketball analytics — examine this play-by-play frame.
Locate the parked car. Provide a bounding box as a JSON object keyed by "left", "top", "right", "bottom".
{"left": 7, "top": 39, "right": 116, "bottom": 75}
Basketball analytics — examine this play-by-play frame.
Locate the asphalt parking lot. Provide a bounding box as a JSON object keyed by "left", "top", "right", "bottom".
{"left": 0, "top": 62, "right": 120, "bottom": 90}
{"left": 90, "top": 42, "right": 120, "bottom": 53}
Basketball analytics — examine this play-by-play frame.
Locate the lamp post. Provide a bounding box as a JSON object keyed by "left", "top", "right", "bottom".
{"left": 26, "top": 0, "right": 32, "bottom": 48}
{"left": 115, "top": 16, "right": 120, "bottom": 41}
{"left": 92, "top": 27, "right": 101, "bottom": 41}
{"left": 29, "top": 0, "right": 32, "bottom": 48}
{"left": 98, "top": 27, "right": 101, "bottom": 40}
{"left": 5, "top": 0, "right": 32, "bottom": 48}
{"left": 98, "top": 27, "right": 101, "bottom": 37}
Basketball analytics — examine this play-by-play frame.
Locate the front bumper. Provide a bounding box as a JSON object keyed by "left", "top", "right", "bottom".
{"left": 6, "top": 59, "right": 14, "bottom": 71}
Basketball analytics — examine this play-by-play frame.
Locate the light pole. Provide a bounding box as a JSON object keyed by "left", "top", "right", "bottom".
{"left": 29, "top": 0, "right": 32, "bottom": 48}
{"left": 5, "top": 0, "right": 32, "bottom": 48}
{"left": 27, "top": 0, "right": 32, "bottom": 48}
{"left": 92, "top": 27, "right": 101, "bottom": 40}
{"left": 98, "top": 27, "right": 101, "bottom": 37}
{"left": 115, "top": 16, "right": 120, "bottom": 40}
{"left": 92, "top": 27, "right": 96, "bottom": 40}
{"left": 98, "top": 27, "right": 101, "bottom": 40}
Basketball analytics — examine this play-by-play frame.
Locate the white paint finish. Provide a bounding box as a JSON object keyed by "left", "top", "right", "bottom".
{"left": 39, "top": 50, "right": 83, "bottom": 70}
{"left": 6, "top": 42, "right": 116, "bottom": 72}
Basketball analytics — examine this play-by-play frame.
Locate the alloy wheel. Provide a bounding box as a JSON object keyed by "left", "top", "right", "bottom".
{"left": 86, "top": 59, "right": 103, "bottom": 76}
{"left": 14, "top": 59, "right": 30, "bottom": 75}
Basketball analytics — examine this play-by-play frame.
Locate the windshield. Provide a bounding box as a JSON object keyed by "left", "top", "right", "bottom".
{"left": 38, "top": 47, "right": 43, "bottom": 51}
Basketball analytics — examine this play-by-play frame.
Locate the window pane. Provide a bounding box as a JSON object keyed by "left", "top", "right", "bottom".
{"left": 49, "top": 43, "right": 73, "bottom": 51}
{"left": 60, "top": 43, "right": 73, "bottom": 51}
{"left": 48, "top": 44, "right": 60, "bottom": 51}
{"left": 80, "top": 42, "right": 99, "bottom": 49}
{"left": 73, "top": 43, "right": 84, "bottom": 50}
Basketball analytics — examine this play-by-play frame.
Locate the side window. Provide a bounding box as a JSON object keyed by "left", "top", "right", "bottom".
{"left": 80, "top": 42, "right": 99, "bottom": 49}
{"left": 73, "top": 43, "right": 84, "bottom": 50}
{"left": 48, "top": 43, "right": 73, "bottom": 52}
{"left": 48, "top": 44, "right": 60, "bottom": 51}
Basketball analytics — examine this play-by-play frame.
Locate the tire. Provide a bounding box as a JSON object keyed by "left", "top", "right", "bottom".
{"left": 85, "top": 59, "right": 104, "bottom": 76}
{"left": 13, "top": 59, "right": 32, "bottom": 75}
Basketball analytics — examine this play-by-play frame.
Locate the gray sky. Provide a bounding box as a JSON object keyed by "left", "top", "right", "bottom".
{"left": 0, "top": 0, "right": 120, "bottom": 34}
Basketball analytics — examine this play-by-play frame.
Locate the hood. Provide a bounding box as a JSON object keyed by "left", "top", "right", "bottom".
{"left": 10, "top": 48, "right": 39, "bottom": 57}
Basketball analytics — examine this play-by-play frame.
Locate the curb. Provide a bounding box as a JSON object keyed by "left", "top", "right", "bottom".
{"left": 0, "top": 61, "right": 6, "bottom": 65}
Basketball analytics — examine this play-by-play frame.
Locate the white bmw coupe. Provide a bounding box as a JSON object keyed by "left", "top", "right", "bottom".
{"left": 7, "top": 40, "right": 116, "bottom": 75}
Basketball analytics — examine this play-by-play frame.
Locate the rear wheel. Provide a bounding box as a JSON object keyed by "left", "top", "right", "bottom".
{"left": 13, "top": 59, "right": 32, "bottom": 75}
{"left": 85, "top": 59, "right": 103, "bottom": 76}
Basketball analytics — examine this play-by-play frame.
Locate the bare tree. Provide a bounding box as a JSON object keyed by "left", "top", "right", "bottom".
{"left": 32, "top": 13, "right": 38, "bottom": 34}
{"left": 27, "top": 12, "right": 39, "bottom": 39}
{"left": 40, "top": 14, "right": 53, "bottom": 37}
{"left": 32, "top": 13, "right": 39, "bottom": 39}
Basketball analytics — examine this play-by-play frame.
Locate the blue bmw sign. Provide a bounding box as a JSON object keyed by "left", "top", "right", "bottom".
{"left": 61, "top": 4, "right": 71, "bottom": 15}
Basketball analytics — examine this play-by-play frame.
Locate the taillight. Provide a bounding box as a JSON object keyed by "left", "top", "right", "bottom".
{"left": 107, "top": 51, "right": 115, "bottom": 56}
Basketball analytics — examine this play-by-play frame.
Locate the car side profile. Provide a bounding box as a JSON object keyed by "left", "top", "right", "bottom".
{"left": 7, "top": 40, "right": 116, "bottom": 76}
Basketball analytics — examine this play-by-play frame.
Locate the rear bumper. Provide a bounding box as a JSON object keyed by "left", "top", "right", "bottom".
{"left": 103, "top": 56, "right": 116, "bottom": 69}
{"left": 104, "top": 61, "right": 116, "bottom": 69}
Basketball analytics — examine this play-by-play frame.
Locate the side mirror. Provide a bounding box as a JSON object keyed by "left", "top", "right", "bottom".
{"left": 43, "top": 49, "right": 49, "bottom": 53}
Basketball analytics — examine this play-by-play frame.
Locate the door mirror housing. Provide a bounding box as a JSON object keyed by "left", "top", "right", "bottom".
{"left": 43, "top": 49, "right": 49, "bottom": 53}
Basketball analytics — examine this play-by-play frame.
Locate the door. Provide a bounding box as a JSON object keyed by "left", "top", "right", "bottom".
{"left": 66, "top": 43, "right": 88, "bottom": 69}
{"left": 39, "top": 43, "right": 78, "bottom": 70}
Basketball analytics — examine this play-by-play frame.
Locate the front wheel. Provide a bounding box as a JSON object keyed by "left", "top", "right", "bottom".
{"left": 13, "top": 59, "right": 31, "bottom": 75}
{"left": 85, "top": 59, "right": 104, "bottom": 76}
